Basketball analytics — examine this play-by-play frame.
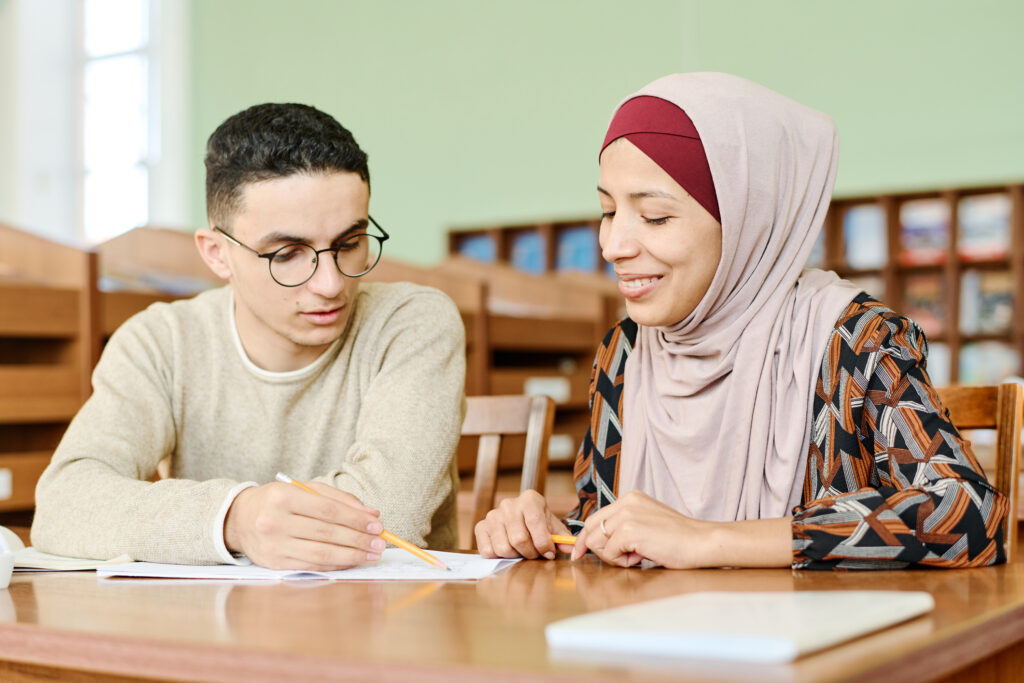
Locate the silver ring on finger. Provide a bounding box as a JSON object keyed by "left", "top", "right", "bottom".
{"left": 600, "top": 519, "right": 608, "bottom": 535}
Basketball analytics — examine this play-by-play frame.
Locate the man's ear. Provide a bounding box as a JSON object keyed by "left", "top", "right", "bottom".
{"left": 195, "top": 227, "right": 233, "bottom": 281}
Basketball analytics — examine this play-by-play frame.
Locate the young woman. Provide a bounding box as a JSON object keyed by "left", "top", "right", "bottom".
{"left": 474, "top": 73, "right": 1008, "bottom": 570}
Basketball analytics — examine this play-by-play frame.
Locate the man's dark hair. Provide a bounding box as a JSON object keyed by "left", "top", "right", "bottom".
{"left": 205, "top": 103, "right": 369, "bottom": 227}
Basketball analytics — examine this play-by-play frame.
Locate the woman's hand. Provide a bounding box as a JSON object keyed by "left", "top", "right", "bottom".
{"left": 475, "top": 490, "right": 575, "bottom": 560}
{"left": 571, "top": 490, "right": 792, "bottom": 569}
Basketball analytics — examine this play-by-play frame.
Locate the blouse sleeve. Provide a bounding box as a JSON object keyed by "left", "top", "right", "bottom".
{"left": 563, "top": 319, "right": 636, "bottom": 533}
{"left": 793, "top": 297, "right": 1010, "bottom": 569}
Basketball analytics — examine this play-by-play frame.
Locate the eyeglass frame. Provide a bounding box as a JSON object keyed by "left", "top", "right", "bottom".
{"left": 212, "top": 216, "right": 390, "bottom": 287}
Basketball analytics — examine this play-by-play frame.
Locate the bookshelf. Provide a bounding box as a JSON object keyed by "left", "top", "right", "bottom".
{"left": 817, "top": 183, "right": 1024, "bottom": 386}
{"left": 96, "top": 226, "right": 219, "bottom": 337}
{"left": 449, "top": 218, "right": 609, "bottom": 277}
{"left": 0, "top": 224, "right": 99, "bottom": 522}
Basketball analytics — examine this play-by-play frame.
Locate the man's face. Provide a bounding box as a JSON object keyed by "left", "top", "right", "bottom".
{"left": 218, "top": 171, "right": 371, "bottom": 372}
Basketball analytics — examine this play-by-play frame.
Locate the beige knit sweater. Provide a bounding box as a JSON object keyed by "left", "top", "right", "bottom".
{"left": 31, "top": 282, "right": 465, "bottom": 564}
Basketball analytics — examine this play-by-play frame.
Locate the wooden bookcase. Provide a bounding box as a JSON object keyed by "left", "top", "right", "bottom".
{"left": 448, "top": 218, "right": 607, "bottom": 276}
{"left": 96, "top": 226, "right": 220, "bottom": 338}
{"left": 0, "top": 224, "right": 100, "bottom": 522}
{"left": 819, "top": 183, "right": 1024, "bottom": 386}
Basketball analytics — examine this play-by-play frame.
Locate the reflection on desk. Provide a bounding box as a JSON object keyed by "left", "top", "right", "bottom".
{"left": 2, "top": 539, "right": 1024, "bottom": 682}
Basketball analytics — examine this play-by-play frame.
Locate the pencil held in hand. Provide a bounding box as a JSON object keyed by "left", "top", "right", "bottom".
{"left": 551, "top": 534, "right": 577, "bottom": 545}
{"left": 274, "top": 472, "right": 450, "bottom": 570}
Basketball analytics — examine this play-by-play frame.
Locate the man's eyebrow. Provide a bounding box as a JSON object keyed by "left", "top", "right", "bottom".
{"left": 257, "top": 219, "right": 369, "bottom": 249}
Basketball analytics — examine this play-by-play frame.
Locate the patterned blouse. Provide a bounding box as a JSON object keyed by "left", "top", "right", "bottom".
{"left": 563, "top": 293, "right": 1009, "bottom": 569}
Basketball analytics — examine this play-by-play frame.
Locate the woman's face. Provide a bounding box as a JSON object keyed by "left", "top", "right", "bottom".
{"left": 598, "top": 138, "right": 722, "bottom": 327}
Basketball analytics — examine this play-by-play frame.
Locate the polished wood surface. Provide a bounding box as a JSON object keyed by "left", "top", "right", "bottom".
{"left": 3, "top": 530, "right": 1024, "bottom": 683}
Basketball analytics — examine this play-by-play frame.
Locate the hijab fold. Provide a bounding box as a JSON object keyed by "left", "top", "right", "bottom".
{"left": 615, "top": 73, "right": 862, "bottom": 521}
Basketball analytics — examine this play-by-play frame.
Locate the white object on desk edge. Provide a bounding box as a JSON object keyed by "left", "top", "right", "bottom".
{"left": 0, "top": 532, "right": 12, "bottom": 589}
{"left": 545, "top": 590, "right": 935, "bottom": 663}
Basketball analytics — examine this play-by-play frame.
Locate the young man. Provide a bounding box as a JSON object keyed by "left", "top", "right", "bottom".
{"left": 31, "top": 104, "right": 466, "bottom": 569}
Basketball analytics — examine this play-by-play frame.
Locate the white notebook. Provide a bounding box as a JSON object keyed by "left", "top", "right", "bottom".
{"left": 545, "top": 590, "right": 934, "bottom": 663}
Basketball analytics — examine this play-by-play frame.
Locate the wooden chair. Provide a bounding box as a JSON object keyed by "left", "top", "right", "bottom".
{"left": 461, "top": 395, "right": 556, "bottom": 549}
{"left": 935, "top": 383, "right": 1023, "bottom": 562}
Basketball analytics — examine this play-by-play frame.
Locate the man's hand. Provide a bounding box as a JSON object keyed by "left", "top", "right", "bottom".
{"left": 224, "top": 480, "right": 385, "bottom": 570}
{"left": 474, "top": 490, "right": 575, "bottom": 560}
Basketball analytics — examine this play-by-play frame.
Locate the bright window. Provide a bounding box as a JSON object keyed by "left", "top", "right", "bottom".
{"left": 80, "top": 0, "right": 152, "bottom": 243}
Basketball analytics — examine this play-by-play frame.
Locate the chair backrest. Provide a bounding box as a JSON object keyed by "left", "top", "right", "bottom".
{"left": 461, "top": 395, "right": 556, "bottom": 549}
{"left": 935, "top": 383, "right": 1023, "bottom": 562}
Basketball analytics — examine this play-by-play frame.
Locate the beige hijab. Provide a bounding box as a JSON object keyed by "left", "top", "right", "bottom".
{"left": 617, "top": 73, "right": 862, "bottom": 521}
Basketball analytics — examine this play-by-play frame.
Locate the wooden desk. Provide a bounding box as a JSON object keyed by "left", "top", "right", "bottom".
{"left": 2, "top": 543, "right": 1023, "bottom": 682}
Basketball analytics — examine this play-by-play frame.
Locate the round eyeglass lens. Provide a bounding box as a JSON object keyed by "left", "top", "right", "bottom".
{"left": 268, "top": 243, "right": 319, "bottom": 286}
{"left": 267, "top": 235, "right": 384, "bottom": 286}
{"left": 335, "top": 233, "right": 383, "bottom": 277}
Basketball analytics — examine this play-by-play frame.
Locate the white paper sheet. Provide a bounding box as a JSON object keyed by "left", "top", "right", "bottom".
{"left": 0, "top": 526, "right": 134, "bottom": 572}
{"left": 97, "top": 549, "right": 519, "bottom": 581}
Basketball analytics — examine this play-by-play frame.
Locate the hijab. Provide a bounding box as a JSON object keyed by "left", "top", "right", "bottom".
{"left": 609, "top": 73, "right": 862, "bottom": 521}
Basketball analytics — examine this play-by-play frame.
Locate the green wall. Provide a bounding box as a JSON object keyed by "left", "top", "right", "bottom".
{"left": 189, "top": 0, "right": 1024, "bottom": 264}
{"left": 685, "top": 0, "right": 1024, "bottom": 197}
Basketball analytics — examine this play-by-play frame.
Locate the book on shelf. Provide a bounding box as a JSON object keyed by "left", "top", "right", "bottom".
{"left": 555, "top": 225, "right": 599, "bottom": 272}
{"left": 899, "top": 199, "right": 949, "bottom": 266}
{"left": 958, "top": 193, "right": 1011, "bottom": 262}
{"left": 959, "top": 270, "right": 1014, "bottom": 335}
{"left": 456, "top": 234, "right": 497, "bottom": 263}
{"left": 510, "top": 231, "right": 545, "bottom": 274}
{"left": 959, "top": 342, "right": 1020, "bottom": 385}
{"left": 842, "top": 204, "right": 887, "bottom": 269}
{"left": 902, "top": 273, "right": 946, "bottom": 337}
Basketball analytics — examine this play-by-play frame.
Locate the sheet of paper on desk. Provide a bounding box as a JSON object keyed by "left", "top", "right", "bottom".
{"left": 0, "top": 527, "right": 133, "bottom": 571}
{"left": 545, "top": 590, "right": 935, "bottom": 663}
{"left": 96, "top": 549, "right": 520, "bottom": 581}
{"left": 15, "top": 547, "right": 134, "bottom": 571}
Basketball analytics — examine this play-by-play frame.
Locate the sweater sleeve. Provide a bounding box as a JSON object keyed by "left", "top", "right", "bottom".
{"left": 31, "top": 312, "right": 245, "bottom": 564}
{"left": 792, "top": 298, "right": 1009, "bottom": 569}
{"left": 317, "top": 290, "right": 465, "bottom": 549}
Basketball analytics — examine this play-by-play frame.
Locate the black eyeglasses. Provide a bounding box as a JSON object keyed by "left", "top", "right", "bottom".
{"left": 213, "top": 217, "right": 389, "bottom": 287}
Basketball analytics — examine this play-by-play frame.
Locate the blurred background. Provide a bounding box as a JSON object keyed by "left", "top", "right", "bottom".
{"left": 2, "top": 0, "right": 1022, "bottom": 261}
{"left": 1, "top": 0, "right": 1023, "bottom": 530}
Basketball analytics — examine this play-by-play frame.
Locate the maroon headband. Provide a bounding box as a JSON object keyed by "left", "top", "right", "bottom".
{"left": 601, "top": 96, "right": 720, "bottom": 224}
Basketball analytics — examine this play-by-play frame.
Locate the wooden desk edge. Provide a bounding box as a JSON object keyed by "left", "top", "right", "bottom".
{"left": 0, "top": 620, "right": 590, "bottom": 683}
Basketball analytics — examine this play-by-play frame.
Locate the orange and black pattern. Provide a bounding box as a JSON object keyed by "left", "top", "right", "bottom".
{"left": 564, "top": 293, "right": 1008, "bottom": 569}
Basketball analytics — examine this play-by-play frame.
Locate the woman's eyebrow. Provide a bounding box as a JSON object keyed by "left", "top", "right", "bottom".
{"left": 596, "top": 186, "right": 679, "bottom": 202}
{"left": 629, "top": 190, "right": 678, "bottom": 201}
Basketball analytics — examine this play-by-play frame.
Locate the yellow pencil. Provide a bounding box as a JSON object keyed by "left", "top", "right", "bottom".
{"left": 551, "top": 534, "right": 577, "bottom": 545}
{"left": 275, "top": 472, "right": 449, "bottom": 570}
